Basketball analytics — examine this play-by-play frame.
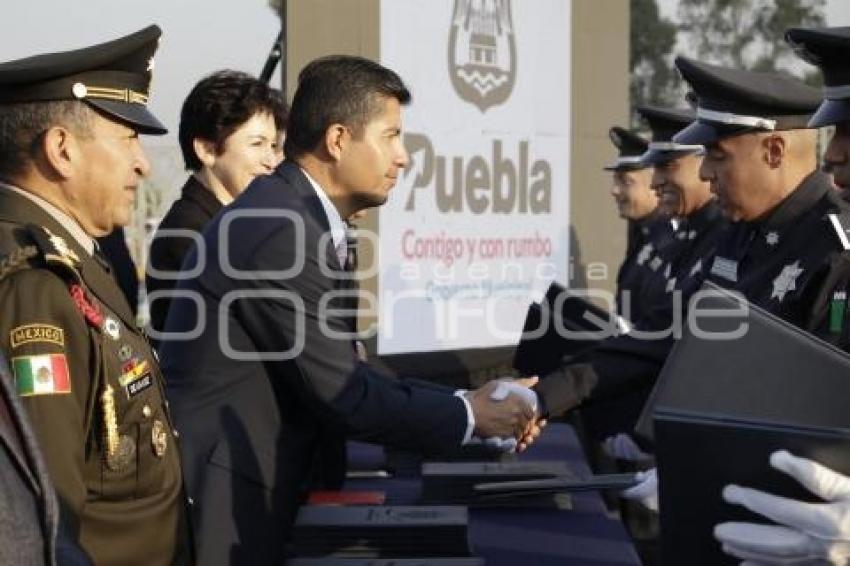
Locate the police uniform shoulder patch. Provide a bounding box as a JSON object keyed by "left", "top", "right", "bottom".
{"left": 10, "top": 324, "right": 64, "bottom": 348}
{"left": 12, "top": 353, "right": 71, "bottom": 396}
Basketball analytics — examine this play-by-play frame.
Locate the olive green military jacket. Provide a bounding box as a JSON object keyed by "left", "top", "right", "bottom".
{"left": 0, "top": 187, "right": 190, "bottom": 566}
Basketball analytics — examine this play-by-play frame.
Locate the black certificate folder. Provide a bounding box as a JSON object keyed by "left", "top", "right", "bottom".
{"left": 635, "top": 282, "right": 850, "bottom": 564}
{"left": 514, "top": 282, "right": 620, "bottom": 376}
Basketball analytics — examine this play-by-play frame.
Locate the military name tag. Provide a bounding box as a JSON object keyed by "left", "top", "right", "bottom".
{"left": 126, "top": 373, "right": 153, "bottom": 398}
{"left": 710, "top": 257, "right": 738, "bottom": 282}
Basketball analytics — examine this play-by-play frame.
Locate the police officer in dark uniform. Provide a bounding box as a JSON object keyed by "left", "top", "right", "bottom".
{"left": 672, "top": 56, "right": 850, "bottom": 347}
{"left": 532, "top": 60, "right": 850, "bottom": 423}
{"left": 630, "top": 104, "right": 726, "bottom": 332}
{"left": 711, "top": 26, "right": 850, "bottom": 564}
{"left": 579, "top": 104, "right": 724, "bottom": 445}
{"left": 0, "top": 26, "right": 191, "bottom": 565}
{"left": 605, "top": 126, "right": 675, "bottom": 322}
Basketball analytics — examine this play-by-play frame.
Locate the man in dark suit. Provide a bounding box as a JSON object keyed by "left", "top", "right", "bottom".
{"left": 0, "top": 348, "right": 60, "bottom": 566}
{"left": 160, "top": 55, "right": 538, "bottom": 565}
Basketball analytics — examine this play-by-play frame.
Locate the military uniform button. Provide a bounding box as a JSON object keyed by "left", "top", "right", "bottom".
{"left": 172, "top": 428, "right": 180, "bottom": 438}
{"left": 142, "top": 404, "right": 152, "bottom": 418}
{"left": 187, "top": 497, "right": 194, "bottom": 506}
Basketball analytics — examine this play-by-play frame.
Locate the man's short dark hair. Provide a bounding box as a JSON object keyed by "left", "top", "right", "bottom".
{"left": 179, "top": 70, "right": 289, "bottom": 171}
{"left": 0, "top": 100, "right": 94, "bottom": 181}
{"left": 283, "top": 55, "right": 411, "bottom": 159}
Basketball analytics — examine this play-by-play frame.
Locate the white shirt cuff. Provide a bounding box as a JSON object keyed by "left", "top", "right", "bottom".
{"left": 453, "top": 390, "right": 475, "bottom": 445}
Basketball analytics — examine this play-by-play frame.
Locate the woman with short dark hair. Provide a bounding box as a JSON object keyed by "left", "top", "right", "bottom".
{"left": 146, "top": 69, "right": 288, "bottom": 336}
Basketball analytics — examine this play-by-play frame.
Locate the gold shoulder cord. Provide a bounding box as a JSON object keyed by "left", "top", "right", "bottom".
{"left": 101, "top": 384, "right": 120, "bottom": 464}
{"left": 102, "top": 383, "right": 135, "bottom": 471}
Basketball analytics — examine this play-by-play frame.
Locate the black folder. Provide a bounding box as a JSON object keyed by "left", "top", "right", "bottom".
{"left": 420, "top": 461, "right": 573, "bottom": 506}
{"left": 634, "top": 282, "right": 850, "bottom": 564}
{"left": 286, "top": 559, "right": 484, "bottom": 566}
{"left": 290, "top": 505, "right": 471, "bottom": 558}
{"left": 513, "top": 282, "right": 625, "bottom": 376}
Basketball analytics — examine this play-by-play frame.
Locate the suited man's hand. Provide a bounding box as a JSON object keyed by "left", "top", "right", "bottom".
{"left": 468, "top": 377, "right": 538, "bottom": 439}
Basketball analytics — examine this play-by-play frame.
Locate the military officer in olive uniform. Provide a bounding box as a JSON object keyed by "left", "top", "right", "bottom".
{"left": 0, "top": 26, "right": 191, "bottom": 565}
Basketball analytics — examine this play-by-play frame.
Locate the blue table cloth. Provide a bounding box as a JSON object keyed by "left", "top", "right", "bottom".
{"left": 345, "top": 423, "right": 641, "bottom": 565}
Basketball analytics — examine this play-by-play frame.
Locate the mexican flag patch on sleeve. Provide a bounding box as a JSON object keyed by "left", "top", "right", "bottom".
{"left": 13, "top": 354, "right": 71, "bottom": 396}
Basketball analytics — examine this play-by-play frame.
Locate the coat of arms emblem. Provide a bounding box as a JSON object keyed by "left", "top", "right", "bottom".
{"left": 448, "top": 0, "right": 517, "bottom": 112}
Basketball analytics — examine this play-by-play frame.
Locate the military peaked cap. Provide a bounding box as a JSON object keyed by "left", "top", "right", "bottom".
{"left": 0, "top": 25, "right": 166, "bottom": 135}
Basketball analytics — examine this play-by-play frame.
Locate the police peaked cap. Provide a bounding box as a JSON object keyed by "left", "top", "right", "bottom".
{"left": 604, "top": 126, "right": 649, "bottom": 171}
{"left": 786, "top": 26, "right": 850, "bottom": 128}
{"left": 672, "top": 56, "right": 821, "bottom": 146}
{"left": 636, "top": 104, "right": 702, "bottom": 166}
{"left": 0, "top": 25, "right": 166, "bottom": 135}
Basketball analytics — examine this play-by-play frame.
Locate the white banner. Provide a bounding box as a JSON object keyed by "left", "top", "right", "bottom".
{"left": 378, "top": 0, "right": 571, "bottom": 354}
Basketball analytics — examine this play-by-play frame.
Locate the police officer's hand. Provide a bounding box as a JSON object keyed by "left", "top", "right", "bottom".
{"left": 467, "top": 377, "right": 538, "bottom": 440}
{"left": 715, "top": 451, "right": 850, "bottom": 565}
{"left": 603, "top": 433, "right": 653, "bottom": 462}
{"left": 487, "top": 377, "right": 546, "bottom": 452}
{"left": 621, "top": 467, "right": 659, "bottom": 512}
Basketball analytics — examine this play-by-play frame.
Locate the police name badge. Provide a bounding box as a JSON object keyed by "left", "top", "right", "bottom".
{"left": 710, "top": 257, "right": 738, "bottom": 282}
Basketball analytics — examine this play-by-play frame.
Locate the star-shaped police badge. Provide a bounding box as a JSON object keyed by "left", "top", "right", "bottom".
{"left": 771, "top": 260, "right": 804, "bottom": 302}
{"left": 765, "top": 231, "right": 779, "bottom": 246}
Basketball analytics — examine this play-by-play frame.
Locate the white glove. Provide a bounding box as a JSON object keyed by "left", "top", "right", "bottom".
{"left": 489, "top": 379, "right": 538, "bottom": 414}
{"left": 715, "top": 450, "right": 850, "bottom": 565}
{"left": 620, "top": 467, "right": 658, "bottom": 512}
{"left": 466, "top": 379, "right": 538, "bottom": 453}
{"left": 603, "top": 433, "right": 652, "bottom": 462}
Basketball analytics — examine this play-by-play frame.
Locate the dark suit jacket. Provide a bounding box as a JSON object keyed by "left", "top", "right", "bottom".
{"left": 0, "top": 349, "right": 94, "bottom": 565}
{"left": 0, "top": 349, "right": 57, "bottom": 566}
{"left": 160, "top": 161, "right": 468, "bottom": 565}
{"left": 147, "top": 177, "right": 222, "bottom": 335}
{"left": 96, "top": 228, "right": 139, "bottom": 316}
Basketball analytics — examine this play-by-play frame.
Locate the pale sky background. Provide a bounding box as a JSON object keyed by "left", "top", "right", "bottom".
{"left": 0, "top": 0, "right": 282, "bottom": 146}
{"left": 2, "top": 0, "right": 847, "bottom": 146}
{"left": 658, "top": 0, "right": 850, "bottom": 29}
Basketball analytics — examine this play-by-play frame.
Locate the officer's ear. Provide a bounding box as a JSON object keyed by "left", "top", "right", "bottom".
{"left": 40, "top": 126, "right": 78, "bottom": 180}
{"left": 324, "top": 123, "right": 348, "bottom": 162}
{"left": 763, "top": 133, "right": 787, "bottom": 169}
{"left": 193, "top": 138, "right": 219, "bottom": 169}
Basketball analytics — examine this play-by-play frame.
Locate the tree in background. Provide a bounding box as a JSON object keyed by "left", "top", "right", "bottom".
{"left": 677, "top": 0, "right": 826, "bottom": 84}
{"left": 630, "top": 0, "right": 680, "bottom": 126}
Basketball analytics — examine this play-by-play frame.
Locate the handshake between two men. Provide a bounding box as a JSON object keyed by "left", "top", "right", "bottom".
{"left": 463, "top": 376, "right": 546, "bottom": 453}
